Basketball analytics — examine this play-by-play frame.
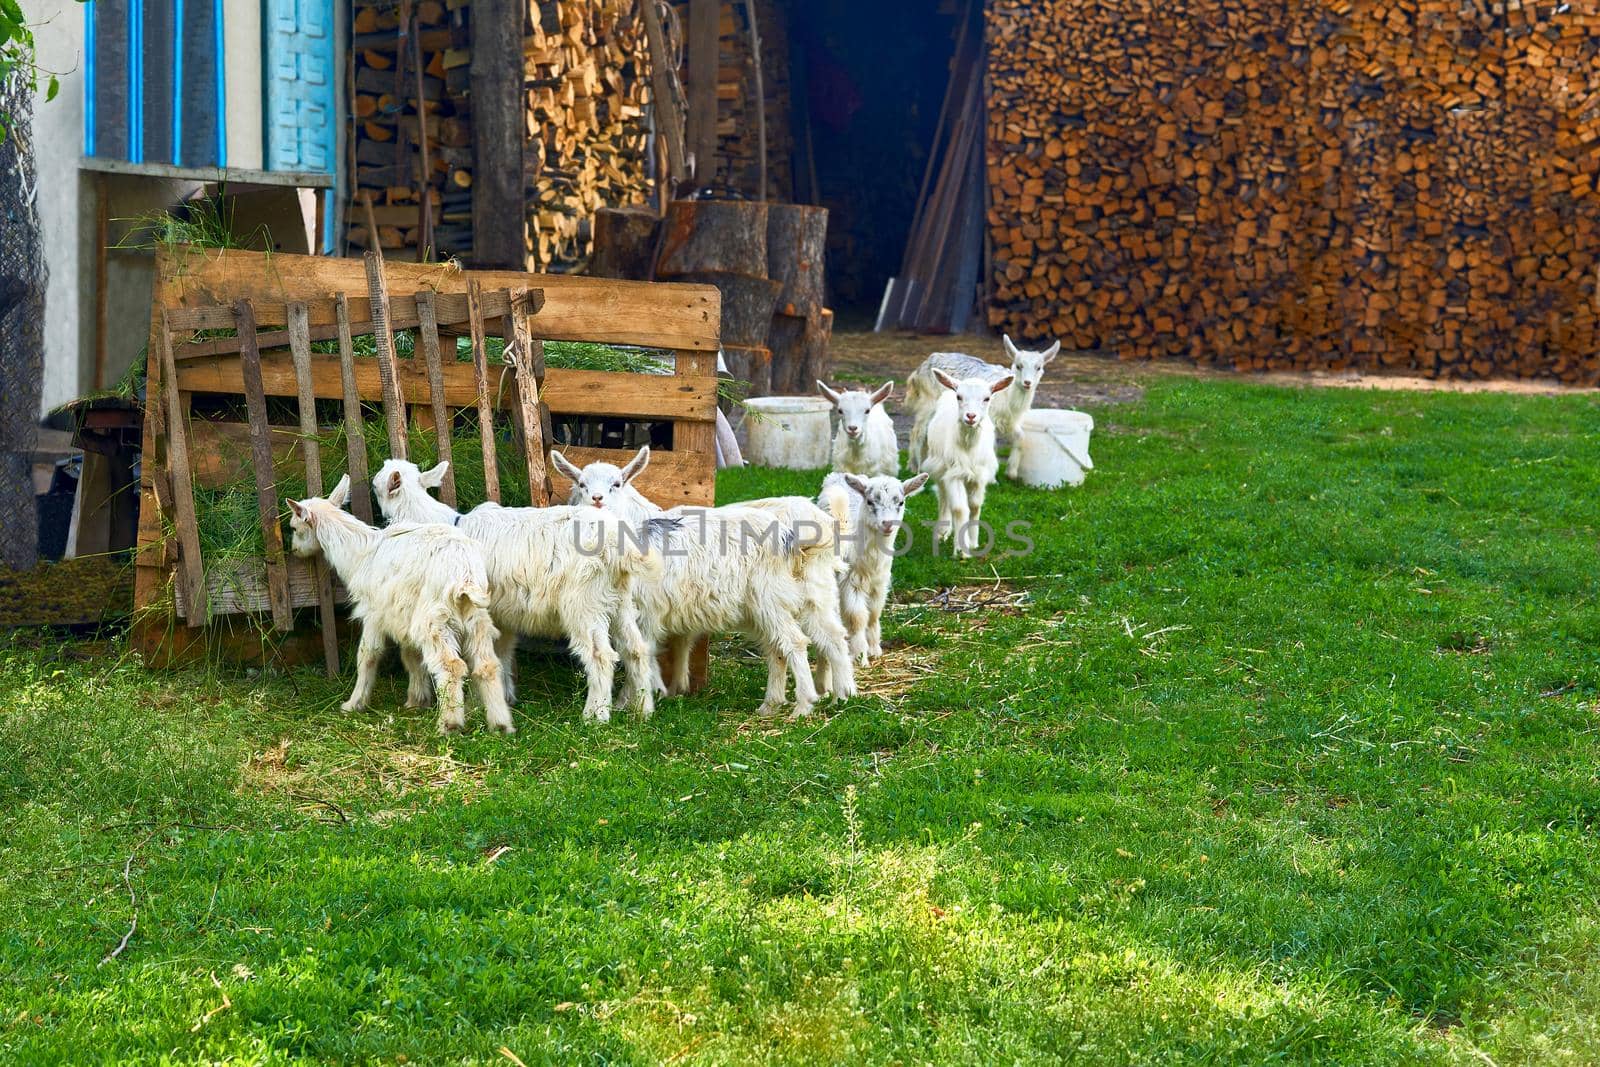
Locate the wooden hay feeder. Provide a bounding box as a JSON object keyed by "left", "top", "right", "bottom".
{"left": 133, "top": 246, "right": 720, "bottom": 679}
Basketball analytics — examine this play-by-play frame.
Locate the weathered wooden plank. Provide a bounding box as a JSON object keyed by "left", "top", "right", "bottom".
{"left": 156, "top": 309, "right": 209, "bottom": 626}
{"left": 335, "top": 295, "right": 375, "bottom": 524}
{"left": 288, "top": 300, "right": 341, "bottom": 677}
{"left": 363, "top": 251, "right": 409, "bottom": 459}
{"left": 154, "top": 247, "right": 720, "bottom": 350}
{"left": 415, "top": 290, "right": 457, "bottom": 507}
{"left": 673, "top": 349, "right": 719, "bottom": 506}
{"left": 176, "top": 356, "right": 719, "bottom": 421}
{"left": 469, "top": 0, "right": 527, "bottom": 269}
{"left": 234, "top": 299, "right": 295, "bottom": 631}
{"left": 466, "top": 280, "right": 501, "bottom": 504}
{"left": 166, "top": 289, "right": 515, "bottom": 351}
{"left": 176, "top": 556, "right": 350, "bottom": 618}
{"left": 506, "top": 289, "right": 551, "bottom": 506}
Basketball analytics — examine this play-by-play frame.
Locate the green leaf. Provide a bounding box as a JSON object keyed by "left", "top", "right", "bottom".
{"left": 45, "top": 74, "right": 58, "bottom": 102}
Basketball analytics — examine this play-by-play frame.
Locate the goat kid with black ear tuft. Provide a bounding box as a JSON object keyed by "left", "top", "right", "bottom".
{"left": 818, "top": 379, "right": 899, "bottom": 477}
{"left": 286, "top": 474, "right": 515, "bottom": 735}
{"left": 552, "top": 444, "right": 857, "bottom": 717}
{"left": 905, "top": 335, "right": 1060, "bottom": 475}
{"left": 371, "top": 458, "right": 666, "bottom": 724}
{"left": 919, "top": 369, "right": 1013, "bottom": 559}
{"left": 817, "top": 471, "right": 929, "bottom": 671}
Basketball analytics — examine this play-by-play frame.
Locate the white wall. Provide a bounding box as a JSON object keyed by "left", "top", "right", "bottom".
{"left": 23, "top": 0, "right": 87, "bottom": 415}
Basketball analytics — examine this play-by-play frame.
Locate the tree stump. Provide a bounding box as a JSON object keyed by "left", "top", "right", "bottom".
{"left": 766, "top": 204, "right": 828, "bottom": 317}
{"left": 655, "top": 199, "right": 770, "bottom": 277}
{"left": 591, "top": 206, "right": 662, "bottom": 280}
{"left": 768, "top": 308, "right": 833, "bottom": 395}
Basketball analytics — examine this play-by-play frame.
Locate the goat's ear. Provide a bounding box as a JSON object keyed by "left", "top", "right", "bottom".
{"left": 620, "top": 445, "right": 650, "bottom": 484}
{"left": 901, "top": 472, "right": 931, "bottom": 497}
{"left": 816, "top": 380, "right": 842, "bottom": 406}
{"left": 1002, "top": 334, "right": 1020, "bottom": 360}
{"left": 1042, "top": 340, "right": 1061, "bottom": 363}
{"left": 287, "top": 498, "right": 308, "bottom": 521}
{"left": 385, "top": 470, "right": 403, "bottom": 497}
{"left": 420, "top": 461, "right": 449, "bottom": 488}
{"left": 549, "top": 450, "right": 583, "bottom": 484}
{"left": 328, "top": 474, "right": 352, "bottom": 509}
{"left": 933, "top": 369, "right": 960, "bottom": 392}
{"left": 991, "top": 375, "right": 1015, "bottom": 396}
{"left": 842, "top": 474, "right": 870, "bottom": 498}
{"left": 869, "top": 380, "right": 894, "bottom": 406}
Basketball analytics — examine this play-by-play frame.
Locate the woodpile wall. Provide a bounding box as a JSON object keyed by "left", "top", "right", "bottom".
{"left": 986, "top": 0, "right": 1600, "bottom": 381}
{"left": 349, "top": 0, "right": 654, "bottom": 270}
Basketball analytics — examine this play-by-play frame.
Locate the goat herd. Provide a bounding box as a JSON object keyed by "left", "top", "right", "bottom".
{"left": 284, "top": 336, "right": 1064, "bottom": 734}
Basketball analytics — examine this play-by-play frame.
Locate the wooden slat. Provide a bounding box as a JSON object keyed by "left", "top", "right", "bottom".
{"left": 154, "top": 247, "right": 720, "bottom": 350}
{"left": 175, "top": 355, "right": 718, "bottom": 421}
{"left": 363, "top": 251, "right": 408, "bottom": 459}
{"left": 415, "top": 291, "right": 457, "bottom": 507}
{"left": 234, "top": 300, "right": 294, "bottom": 631}
{"left": 466, "top": 280, "right": 500, "bottom": 504}
{"left": 506, "top": 289, "right": 550, "bottom": 506}
{"left": 166, "top": 289, "right": 514, "bottom": 353}
{"left": 176, "top": 556, "right": 350, "bottom": 618}
{"left": 335, "top": 295, "right": 375, "bottom": 523}
{"left": 673, "top": 349, "right": 719, "bottom": 505}
{"left": 156, "top": 309, "right": 208, "bottom": 626}
{"left": 288, "top": 301, "right": 341, "bottom": 677}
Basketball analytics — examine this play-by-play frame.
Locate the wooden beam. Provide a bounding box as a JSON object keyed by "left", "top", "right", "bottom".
{"left": 466, "top": 280, "right": 501, "bottom": 504}
{"left": 686, "top": 0, "right": 719, "bottom": 184}
{"left": 335, "top": 295, "right": 375, "bottom": 524}
{"left": 640, "top": 0, "right": 686, "bottom": 186}
{"left": 288, "top": 301, "right": 341, "bottom": 677}
{"left": 506, "top": 289, "right": 551, "bottom": 506}
{"left": 363, "top": 251, "right": 409, "bottom": 459}
{"left": 415, "top": 290, "right": 457, "bottom": 506}
{"left": 233, "top": 300, "right": 295, "bottom": 632}
{"left": 155, "top": 309, "right": 208, "bottom": 626}
{"left": 470, "top": 0, "right": 527, "bottom": 268}
{"left": 175, "top": 356, "right": 719, "bottom": 422}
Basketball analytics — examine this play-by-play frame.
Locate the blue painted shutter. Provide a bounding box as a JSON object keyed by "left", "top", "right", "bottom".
{"left": 265, "top": 0, "right": 336, "bottom": 173}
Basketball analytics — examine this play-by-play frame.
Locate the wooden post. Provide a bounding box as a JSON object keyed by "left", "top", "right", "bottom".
{"left": 470, "top": 0, "right": 527, "bottom": 268}
{"left": 155, "top": 309, "right": 208, "bottom": 625}
{"left": 465, "top": 280, "right": 501, "bottom": 504}
{"left": 287, "top": 301, "right": 341, "bottom": 676}
{"left": 640, "top": 0, "right": 687, "bottom": 187}
{"left": 744, "top": 0, "right": 767, "bottom": 200}
{"left": 506, "top": 288, "right": 551, "bottom": 505}
{"left": 686, "top": 0, "right": 719, "bottom": 184}
{"left": 410, "top": 12, "right": 436, "bottom": 262}
{"left": 233, "top": 299, "right": 295, "bottom": 632}
{"left": 334, "top": 294, "right": 375, "bottom": 524}
{"left": 415, "top": 290, "right": 457, "bottom": 506}
{"left": 363, "top": 251, "right": 409, "bottom": 459}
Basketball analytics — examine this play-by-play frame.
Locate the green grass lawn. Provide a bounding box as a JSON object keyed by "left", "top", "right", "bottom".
{"left": 5, "top": 377, "right": 1600, "bottom": 1063}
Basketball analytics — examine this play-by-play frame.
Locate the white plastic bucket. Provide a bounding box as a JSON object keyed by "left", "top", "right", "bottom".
{"left": 1015, "top": 408, "right": 1095, "bottom": 488}
{"left": 742, "top": 396, "right": 834, "bottom": 469}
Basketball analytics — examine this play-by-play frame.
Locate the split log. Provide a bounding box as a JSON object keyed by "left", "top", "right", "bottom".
{"left": 591, "top": 206, "right": 662, "bottom": 280}
{"left": 765, "top": 203, "right": 827, "bottom": 316}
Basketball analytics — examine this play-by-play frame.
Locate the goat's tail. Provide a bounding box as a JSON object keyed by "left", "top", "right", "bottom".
{"left": 449, "top": 576, "right": 493, "bottom": 618}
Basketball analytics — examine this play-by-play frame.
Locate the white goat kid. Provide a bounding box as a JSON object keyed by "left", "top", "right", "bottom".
{"left": 372, "top": 459, "right": 663, "bottom": 723}
{"left": 906, "top": 334, "right": 1060, "bottom": 476}
{"left": 919, "top": 369, "right": 1013, "bottom": 559}
{"left": 552, "top": 446, "right": 856, "bottom": 716}
{"left": 286, "top": 474, "right": 514, "bottom": 735}
{"left": 818, "top": 471, "right": 929, "bottom": 666}
{"left": 818, "top": 379, "right": 898, "bottom": 476}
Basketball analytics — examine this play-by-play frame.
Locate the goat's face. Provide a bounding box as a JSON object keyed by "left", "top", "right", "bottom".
{"left": 1002, "top": 335, "right": 1061, "bottom": 394}
{"left": 371, "top": 458, "right": 447, "bottom": 519}
{"left": 935, "top": 370, "right": 1014, "bottom": 428}
{"left": 842, "top": 472, "right": 930, "bottom": 537}
{"left": 819, "top": 380, "right": 892, "bottom": 440}
{"left": 286, "top": 498, "right": 320, "bottom": 557}
{"left": 552, "top": 445, "right": 649, "bottom": 510}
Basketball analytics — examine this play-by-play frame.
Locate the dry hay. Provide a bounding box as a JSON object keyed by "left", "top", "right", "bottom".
{"left": 240, "top": 734, "right": 489, "bottom": 820}
{"left": 0, "top": 556, "right": 133, "bottom": 627}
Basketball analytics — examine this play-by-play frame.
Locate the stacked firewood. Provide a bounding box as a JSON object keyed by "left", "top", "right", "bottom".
{"left": 986, "top": 0, "right": 1600, "bottom": 381}
{"left": 348, "top": 0, "right": 654, "bottom": 270}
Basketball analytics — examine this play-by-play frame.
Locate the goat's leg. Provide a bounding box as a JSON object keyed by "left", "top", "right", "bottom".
{"left": 867, "top": 601, "right": 886, "bottom": 660}
{"left": 463, "top": 612, "right": 515, "bottom": 734}
{"left": 804, "top": 602, "right": 855, "bottom": 700}
{"left": 495, "top": 631, "right": 519, "bottom": 704}
{"left": 668, "top": 635, "right": 694, "bottom": 695}
{"left": 615, "top": 601, "right": 657, "bottom": 718}
{"left": 755, "top": 607, "right": 818, "bottom": 719}
{"left": 1005, "top": 440, "right": 1022, "bottom": 480}
{"left": 841, "top": 583, "right": 871, "bottom": 664}
{"left": 400, "top": 646, "right": 434, "bottom": 708}
{"left": 946, "top": 480, "right": 972, "bottom": 558}
{"left": 932, "top": 479, "right": 956, "bottom": 547}
{"left": 564, "top": 610, "right": 619, "bottom": 724}
{"left": 968, "top": 479, "right": 989, "bottom": 542}
{"left": 422, "top": 627, "right": 469, "bottom": 734}
{"left": 342, "top": 627, "right": 386, "bottom": 712}
{"left": 759, "top": 647, "right": 788, "bottom": 717}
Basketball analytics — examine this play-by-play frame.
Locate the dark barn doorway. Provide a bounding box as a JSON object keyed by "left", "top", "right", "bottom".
{"left": 779, "top": 0, "right": 967, "bottom": 323}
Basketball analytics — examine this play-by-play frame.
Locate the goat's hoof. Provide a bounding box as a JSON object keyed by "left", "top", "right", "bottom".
{"left": 405, "top": 696, "right": 430, "bottom": 710}
{"left": 438, "top": 719, "right": 466, "bottom": 735}
{"left": 487, "top": 718, "right": 517, "bottom": 735}
{"left": 340, "top": 699, "right": 367, "bottom": 713}
{"left": 787, "top": 705, "right": 815, "bottom": 721}
{"left": 582, "top": 707, "right": 613, "bottom": 725}
{"left": 757, "top": 701, "right": 783, "bottom": 718}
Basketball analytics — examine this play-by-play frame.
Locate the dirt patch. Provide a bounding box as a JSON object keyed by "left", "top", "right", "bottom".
{"left": 895, "top": 578, "right": 1032, "bottom": 616}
